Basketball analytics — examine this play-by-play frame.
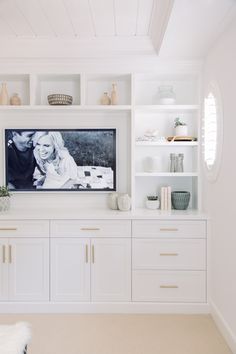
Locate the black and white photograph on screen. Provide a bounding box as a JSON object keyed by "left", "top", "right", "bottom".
{"left": 5, "top": 129, "right": 116, "bottom": 191}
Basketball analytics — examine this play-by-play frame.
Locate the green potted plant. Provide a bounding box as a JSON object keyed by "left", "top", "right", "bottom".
{"left": 146, "top": 195, "right": 160, "bottom": 210}
{"left": 0, "top": 186, "right": 11, "bottom": 212}
{"left": 174, "top": 117, "right": 188, "bottom": 136}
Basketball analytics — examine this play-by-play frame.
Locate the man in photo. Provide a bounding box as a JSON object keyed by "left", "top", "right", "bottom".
{"left": 7, "top": 130, "right": 36, "bottom": 189}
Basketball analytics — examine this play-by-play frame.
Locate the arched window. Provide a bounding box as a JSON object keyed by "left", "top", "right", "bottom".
{"left": 203, "top": 82, "right": 223, "bottom": 182}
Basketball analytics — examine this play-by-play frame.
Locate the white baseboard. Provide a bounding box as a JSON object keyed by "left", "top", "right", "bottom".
{"left": 210, "top": 301, "right": 236, "bottom": 354}
{"left": 0, "top": 302, "right": 210, "bottom": 314}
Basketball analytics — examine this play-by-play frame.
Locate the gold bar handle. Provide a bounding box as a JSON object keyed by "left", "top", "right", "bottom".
{"left": 2, "top": 245, "right": 6, "bottom": 263}
{"left": 160, "top": 253, "right": 178, "bottom": 256}
{"left": 91, "top": 245, "right": 95, "bottom": 263}
{"left": 160, "top": 285, "right": 179, "bottom": 289}
{"left": 85, "top": 244, "right": 88, "bottom": 263}
{"left": 8, "top": 245, "right": 12, "bottom": 264}
{"left": 160, "top": 228, "right": 178, "bottom": 232}
{"left": 0, "top": 228, "right": 17, "bottom": 231}
{"left": 81, "top": 228, "right": 100, "bottom": 231}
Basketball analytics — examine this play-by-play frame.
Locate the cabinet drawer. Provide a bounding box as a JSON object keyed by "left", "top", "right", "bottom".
{"left": 132, "top": 270, "right": 206, "bottom": 302}
{"left": 51, "top": 220, "right": 131, "bottom": 237}
{"left": 0, "top": 220, "right": 49, "bottom": 238}
{"left": 132, "top": 239, "right": 206, "bottom": 270}
{"left": 132, "top": 220, "right": 206, "bottom": 238}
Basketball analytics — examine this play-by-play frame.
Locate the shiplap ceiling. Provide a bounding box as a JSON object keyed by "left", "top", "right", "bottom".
{"left": 0, "top": 0, "right": 174, "bottom": 57}
{"left": 0, "top": 0, "right": 155, "bottom": 37}
{"left": 0, "top": 0, "right": 235, "bottom": 58}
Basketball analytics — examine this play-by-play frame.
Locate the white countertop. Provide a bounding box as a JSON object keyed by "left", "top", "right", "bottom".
{"left": 0, "top": 208, "right": 208, "bottom": 220}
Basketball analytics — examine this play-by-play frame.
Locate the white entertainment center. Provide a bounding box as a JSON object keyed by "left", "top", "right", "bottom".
{"left": 0, "top": 65, "right": 208, "bottom": 313}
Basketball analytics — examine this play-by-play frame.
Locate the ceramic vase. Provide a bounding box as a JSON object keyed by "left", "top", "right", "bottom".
{"left": 108, "top": 192, "right": 119, "bottom": 210}
{"left": 117, "top": 194, "right": 131, "bottom": 211}
{"left": 10, "top": 93, "right": 21, "bottom": 105}
{"left": 0, "top": 83, "right": 9, "bottom": 105}
{"left": 175, "top": 125, "right": 188, "bottom": 136}
{"left": 101, "top": 92, "right": 111, "bottom": 105}
{"left": 111, "top": 83, "right": 118, "bottom": 105}
{"left": 0, "top": 197, "right": 10, "bottom": 212}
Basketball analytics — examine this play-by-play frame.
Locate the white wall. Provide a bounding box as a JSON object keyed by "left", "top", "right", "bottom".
{"left": 203, "top": 18, "right": 236, "bottom": 352}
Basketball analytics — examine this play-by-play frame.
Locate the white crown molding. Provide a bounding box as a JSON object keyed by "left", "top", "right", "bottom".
{"left": 0, "top": 56, "right": 203, "bottom": 74}
{"left": 149, "top": 0, "right": 175, "bottom": 54}
{"left": 0, "top": 36, "right": 155, "bottom": 58}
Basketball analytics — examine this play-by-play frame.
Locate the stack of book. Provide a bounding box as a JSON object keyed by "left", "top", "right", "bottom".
{"left": 161, "top": 186, "right": 172, "bottom": 211}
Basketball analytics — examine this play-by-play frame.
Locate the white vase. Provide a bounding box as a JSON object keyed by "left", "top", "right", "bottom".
{"left": 108, "top": 192, "right": 119, "bottom": 210}
{"left": 0, "top": 197, "right": 10, "bottom": 212}
{"left": 144, "top": 156, "right": 161, "bottom": 172}
{"left": 117, "top": 194, "right": 131, "bottom": 211}
{"left": 175, "top": 125, "right": 188, "bottom": 136}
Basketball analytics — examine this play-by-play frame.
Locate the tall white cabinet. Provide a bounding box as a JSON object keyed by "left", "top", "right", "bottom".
{"left": 0, "top": 71, "right": 200, "bottom": 212}
{"left": 0, "top": 67, "right": 207, "bottom": 313}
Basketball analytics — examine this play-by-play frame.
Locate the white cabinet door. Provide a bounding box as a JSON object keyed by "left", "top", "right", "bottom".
{"left": 8, "top": 238, "right": 49, "bottom": 301}
{"left": 51, "top": 238, "right": 90, "bottom": 302}
{"left": 0, "top": 239, "right": 8, "bottom": 301}
{"left": 91, "top": 238, "right": 131, "bottom": 302}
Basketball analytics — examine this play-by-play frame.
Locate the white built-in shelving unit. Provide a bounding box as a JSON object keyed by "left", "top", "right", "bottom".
{"left": 0, "top": 71, "right": 201, "bottom": 213}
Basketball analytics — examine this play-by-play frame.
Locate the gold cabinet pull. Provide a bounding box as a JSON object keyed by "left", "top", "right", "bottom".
{"left": 160, "top": 285, "right": 179, "bottom": 289}
{"left": 81, "top": 227, "right": 100, "bottom": 231}
{"left": 0, "top": 228, "right": 17, "bottom": 231}
{"left": 160, "top": 228, "right": 178, "bottom": 232}
{"left": 8, "top": 245, "right": 12, "bottom": 264}
{"left": 91, "top": 245, "right": 95, "bottom": 263}
{"left": 85, "top": 244, "right": 89, "bottom": 263}
{"left": 160, "top": 253, "right": 178, "bottom": 256}
{"left": 2, "top": 245, "right": 6, "bottom": 263}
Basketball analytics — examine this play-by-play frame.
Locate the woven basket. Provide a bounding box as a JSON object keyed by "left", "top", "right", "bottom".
{"left": 171, "top": 191, "right": 190, "bottom": 210}
{"left": 47, "top": 94, "right": 73, "bottom": 105}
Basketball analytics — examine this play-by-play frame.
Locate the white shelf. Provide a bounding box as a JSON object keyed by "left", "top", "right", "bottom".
{"left": 0, "top": 105, "right": 131, "bottom": 112}
{"left": 135, "top": 105, "right": 199, "bottom": 112}
{"left": 136, "top": 141, "right": 198, "bottom": 147}
{"left": 135, "top": 172, "right": 198, "bottom": 177}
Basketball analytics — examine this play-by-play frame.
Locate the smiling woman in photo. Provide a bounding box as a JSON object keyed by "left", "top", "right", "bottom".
{"left": 32, "top": 131, "right": 78, "bottom": 189}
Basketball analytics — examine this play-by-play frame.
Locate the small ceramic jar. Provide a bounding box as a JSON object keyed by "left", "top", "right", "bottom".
{"left": 10, "top": 93, "right": 21, "bottom": 106}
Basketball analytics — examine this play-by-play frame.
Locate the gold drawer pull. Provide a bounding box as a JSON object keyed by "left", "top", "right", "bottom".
{"left": 2, "top": 245, "right": 6, "bottom": 263}
{"left": 160, "top": 228, "right": 178, "bottom": 232}
{"left": 160, "top": 253, "right": 178, "bottom": 256}
{"left": 81, "top": 228, "right": 100, "bottom": 231}
{"left": 9, "top": 245, "right": 12, "bottom": 264}
{"left": 85, "top": 244, "right": 88, "bottom": 263}
{"left": 91, "top": 245, "right": 95, "bottom": 263}
{"left": 160, "top": 285, "right": 179, "bottom": 289}
{"left": 0, "top": 228, "right": 17, "bottom": 231}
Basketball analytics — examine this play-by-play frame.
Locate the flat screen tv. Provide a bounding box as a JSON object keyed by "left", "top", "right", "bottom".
{"left": 5, "top": 129, "right": 116, "bottom": 192}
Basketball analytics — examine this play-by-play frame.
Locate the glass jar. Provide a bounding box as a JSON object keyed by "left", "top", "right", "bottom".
{"left": 158, "top": 85, "right": 176, "bottom": 105}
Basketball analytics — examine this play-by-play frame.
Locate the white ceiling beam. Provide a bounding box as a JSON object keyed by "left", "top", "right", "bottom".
{"left": 0, "top": 37, "right": 155, "bottom": 58}
{"left": 149, "top": 0, "right": 174, "bottom": 54}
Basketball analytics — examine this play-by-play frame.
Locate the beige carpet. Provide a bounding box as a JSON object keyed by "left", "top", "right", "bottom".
{"left": 0, "top": 314, "right": 232, "bottom": 354}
